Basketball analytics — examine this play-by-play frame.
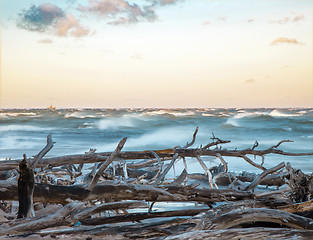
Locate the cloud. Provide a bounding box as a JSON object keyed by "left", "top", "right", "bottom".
{"left": 292, "top": 13, "right": 305, "bottom": 22}
{"left": 218, "top": 16, "right": 227, "bottom": 22}
{"left": 270, "top": 37, "right": 302, "bottom": 45}
{"left": 78, "top": 0, "right": 182, "bottom": 25}
{"left": 56, "top": 14, "right": 90, "bottom": 37}
{"left": 79, "top": 0, "right": 156, "bottom": 24}
{"left": 247, "top": 18, "right": 254, "bottom": 23}
{"left": 17, "top": 4, "right": 65, "bottom": 32}
{"left": 151, "top": 0, "right": 182, "bottom": 6}
{"left": 131, "top": 53, "right": 142, "bottom": 60}
{"left": 245, "top": 79, "right": 255, "bottom": 84}
{"left": 17, "top": 3, "right": 89, "bottom": 37}
{"left": 269, "top": 12, "right": 305, "bottom": 24}
{"left": 37, "top": 38, "right": 53, "bottom": 44}
{"left": 202, "top": 20, "right": 210, "bottom": 26}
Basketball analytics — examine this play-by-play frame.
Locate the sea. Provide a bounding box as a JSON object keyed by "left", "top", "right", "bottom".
{"left": 1, "top": 108, "right": 313, "bottom": 174}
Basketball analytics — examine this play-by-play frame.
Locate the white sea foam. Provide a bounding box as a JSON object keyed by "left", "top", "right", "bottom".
{"left": 0, "top": 112, "right": 37, "bottom": 118}
{"left": 233, "top": 111, "right": 263, "bottom": 119}
{"left": 0, "top": 113, "right": 8, "bottom": 119}
{"left": 0, "top": 136, "right": 40, "bottom": 149}
{"left": 98, "top": 127, "right": 196, "bottom": 151}
{"left": 224, "top": 118, "right": 240, "bottom": 127}
{"left": 202, "top": 113, "right": 214, "bottom": 117}
{"left": 64, "top": 112, "right": 101, "bottom": 119}
{"left": 144, "top": 109, "right": 196, "bottom": 117}
{"left": 0, "top": 125, "right": 48, "bottom": 132}
{"left": 297, "top": 110, "right": 307, "bottom": 115}
{"left": 269, "top": 109, "right": 299, "bottom": 117}
{"left": 97, "top": 117, "right": 135, "bottom": 129}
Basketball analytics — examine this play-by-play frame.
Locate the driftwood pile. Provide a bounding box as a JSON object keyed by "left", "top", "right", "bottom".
{"left": 1, "top": 128, "right": 313, "bottom": 239}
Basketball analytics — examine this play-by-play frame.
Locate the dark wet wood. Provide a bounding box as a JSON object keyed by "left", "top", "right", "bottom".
{"left": 162, "top": 228, "right": 313, "bottom": 240}
{"left": 0, "top": 180, "right": 255, "bottom": 204}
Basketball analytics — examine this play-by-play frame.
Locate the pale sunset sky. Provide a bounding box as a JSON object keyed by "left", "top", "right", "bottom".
{"left": 0, "top": 0, "right": 312, "bottom": 108}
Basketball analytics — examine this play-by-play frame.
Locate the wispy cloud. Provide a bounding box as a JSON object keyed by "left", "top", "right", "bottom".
{"left": 247, "top": 18, "right": 254, "bottom": 23}
{"left": 78, "top": 0, "right": 182, "bottom": 25}
{"left": 17, "top": 3, "right": 89, "bottom": 37}
{"left": 202, "top": 16, "right": 227, "bottom": 26}
{"left": 37, "top": 38, "right": 53, "bottom": 44}
{"left": 244, "top": 79, "right": 255, "bottom": 84}
{"left": 79, "top": 0, "right": 156, "bottom": 25}
{"left": 270, "top": 37, "right": 302, "bottom": 45}
{"left": 269, "top": 11, "right": 305, "bottom": 24}
{"left": 131, "top": 53, "right": 143, "bottom": 60}
{"left": 218, "top": 16, "right": 227, "bottom": 22}
{"left": 152, "top": 0, "right": 183, "bottom": 6}
{"left": 202, "top": 20, "right": 210, "bottom": 26}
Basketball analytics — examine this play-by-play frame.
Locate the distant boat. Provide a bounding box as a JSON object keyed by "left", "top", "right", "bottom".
{"left": 47, "top": 105, "right": 56, "bottom": 110}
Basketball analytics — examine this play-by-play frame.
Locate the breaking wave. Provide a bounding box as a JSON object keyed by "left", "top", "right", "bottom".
{"left": 0, "top": 125, "right": 48, "bottom": 132}
{"left": 97, "top": 117, "right": 135, "bottom": 129}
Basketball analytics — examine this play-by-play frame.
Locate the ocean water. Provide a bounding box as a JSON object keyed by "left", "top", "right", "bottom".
{"left": 0, "top": 108, "right": 313, "bottom": 174}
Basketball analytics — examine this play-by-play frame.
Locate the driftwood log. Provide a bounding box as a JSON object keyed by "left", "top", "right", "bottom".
{"left": 17, "top": 155, "right": 35, "bottom": 218}
{"left": 0, "top": 129, "right": 313, "bottom": 239}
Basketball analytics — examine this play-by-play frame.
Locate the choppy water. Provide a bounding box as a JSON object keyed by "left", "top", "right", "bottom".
{"left": 0, "top": 108, "right": 312, "bottom": 173}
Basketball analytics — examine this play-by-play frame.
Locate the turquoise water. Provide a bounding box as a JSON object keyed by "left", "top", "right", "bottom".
{"left": 1, "top": 108, "right": 312, "bottom": 173}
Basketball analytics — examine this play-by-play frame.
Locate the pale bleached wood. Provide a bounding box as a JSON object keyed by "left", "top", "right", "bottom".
{"left": 31, "top": 133, "right": 54, "bottom": 169}
{"left": 81, "top": 208, "right": 209, "bottom": 226}
{"left": 196, "top": 156, "right": 218, "bottom": 189}
{"left": 87, "top": 138, "right": 127, "bottom": 191}
{"left": 182, "top": 127, "right": 198, "bottom": 148}
{"left": 71, "top": 200, "right": 147, "bottom": 222}
{"left": 244, "top": 162, "right": 285, "bottom": 191}
{"left": 2, "top": 142, "right": 313, "bottom": 171}
{"left": 153, "top": 153, "right": 179, "bottom": 186}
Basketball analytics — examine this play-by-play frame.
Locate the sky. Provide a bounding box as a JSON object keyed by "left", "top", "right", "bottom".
{"left": 0, "top": 0, "right": 312, "bottom": 108}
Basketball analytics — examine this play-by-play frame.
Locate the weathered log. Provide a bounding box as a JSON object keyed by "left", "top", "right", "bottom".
{"left": 35, "top": 218, "right": 185, "bottom": 237}
{"left": 162, "top": 228, "right": 313, "bottom": 240}
{"left": 2, "top": 200, "right": 146, "bottom": 232}
{"left": 0, "top": 201, "right": 84, "bottom": 235}
{"left": 71, "top": 200, "right": 147, "bottom": 222}
{"left": 187, "top": 197, "right": 292, "bottom": 232}
{"left": 285, "top": 163, "right": 313, "bottom": 202}
{"left": 214, "top": 171, "right": 287, "bottom": 187}
{"left": 0, "top": 149, "right": 175, "bottom": 171}
{"left": 244, "top": 162, "right": 285, "bottom": 191}
{"left": 279, "top": 200, "right": 313, "bottom": 218}
{"left": 208, "top": 208, "right": 313, "bottom": 230}
{"left": 2, "top": 140, "right": 312, "bottom": 171}
{"left": 81, "top": 208, "right": 209, "bottom": 226}
{"left": 0, "top": 180, "right": 255, "bottom": 204}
